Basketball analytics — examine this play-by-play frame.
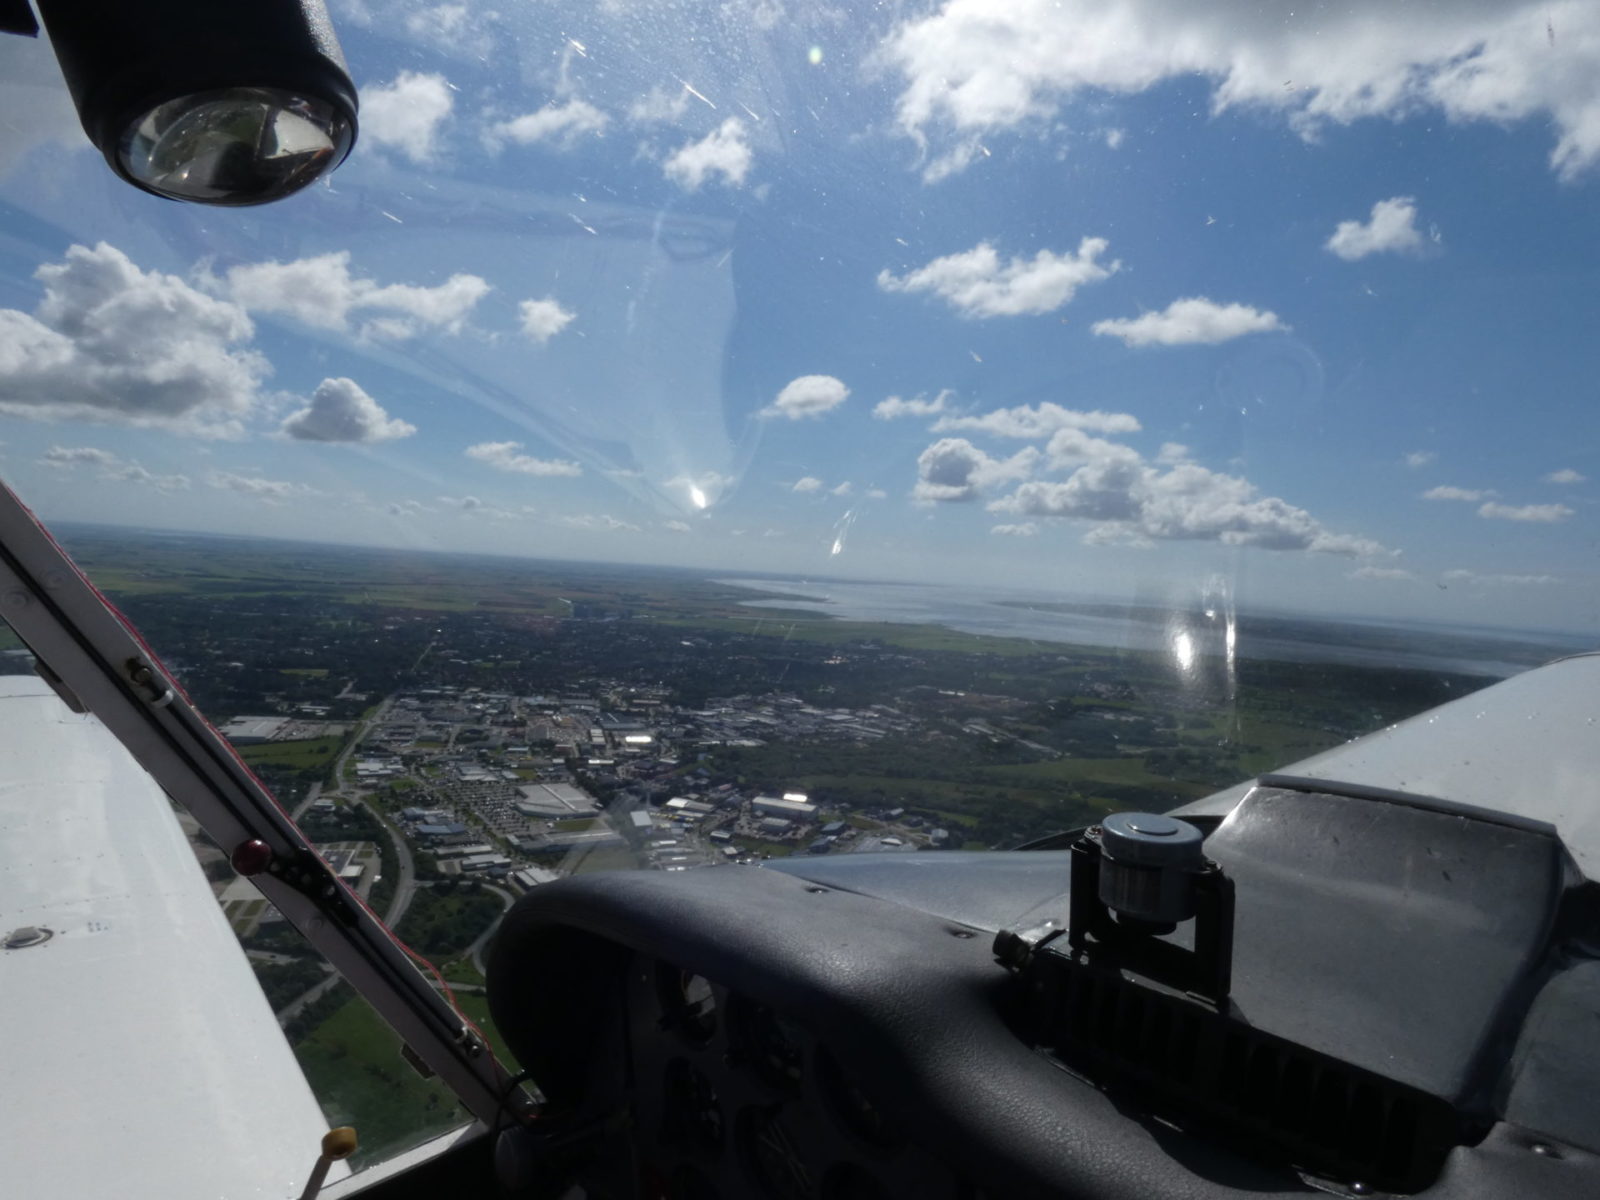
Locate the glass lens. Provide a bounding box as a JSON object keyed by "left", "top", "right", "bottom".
{"left": 119, "top": 87, "right": 352, "bottom": 205}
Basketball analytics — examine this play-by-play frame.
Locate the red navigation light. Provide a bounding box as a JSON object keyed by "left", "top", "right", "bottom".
{"left": 231, "top": 838, "right": 274, "bottom": 877}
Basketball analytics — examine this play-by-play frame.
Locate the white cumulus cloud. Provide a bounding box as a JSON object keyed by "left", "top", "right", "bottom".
{"left": 486, "top": 99, "right": 610, "bottom": 149}
{"left": 1423, "top": 485, "right": 1490, "bottom": 501}
{"left": 519, "top": 297, "right": 576, "bottom": 344}
{"left": 403, "top": 4, "right": 491, "bottom": 57}
{"left": 555, "top": 513, "right": 641, "bottom": 532}
{"left": 932, "top": 401, "right": 1140, "bottom": 438}
{"left": 874, "top": 391, "right": 952, "bottom": 420}
{"left": 878, "top": 238, "right": 1118, "bottom": 318}
{"left": 1443, "top": 569, "right": 1560, "bottom": 586}
{"left": 791, "top": 476, "right": 824, "bottom": 493}
{"left": 465, "top": 441, "right": 582, "bottom": 477}
{"left": 991, "top": 522, "right": 1039, "bottom": 537}
{"left": 1092, "top": 297, "right": 1286, "bottom": 347}
{"left": 987, "top": 437, "right": 1388, "bottom": 556}
{"left": 42, "top": 446, "right": 119, "bottom": 469}
{"left": 1478, "top": 501, "right": 1573, "bottom": 522}
{"left": 1404, "top": 450, "right": 1437, "bottom": 468}
{"left": 362, "top": 71, "right": 454, "bottom": 163}
{"left": 111, "top": 464, "right": 191, "bottom": 491}
{"left": 630, "top": 85, "right": 692, "bottom": 124}
{"left": 877, "top": 0, "right": 1600, "bottom": 182}
{"left": 1545, "top": 468, "right": 1586, "bottom": 484}
{"left": 223, "top": 251, "right": 489, "bottom": 340}
{"left": 664, "top": 118, "right": 753, "bottom": 190}
{"left": 281, "top": 377, "right": 416, "bottom": 443}
{"left": 1327, "top": 197, "right": 1427, "bottom": 260}
{"left": 437, "top": 495, "right": 517, "bottom": 519}
{"left": 0, "top": 242, "right": 265, "bottom": 436}
{"left": 913, "top": 438, "right": 1039, "bottom": 503}
{"left": 207, "top": 471, "right": 316, "bottom": 502}
{"left": 761, "top": 375, "right": 850, "bottom": 420}
{"left": 41, "top": 446, "right": 188, "bottom": 491}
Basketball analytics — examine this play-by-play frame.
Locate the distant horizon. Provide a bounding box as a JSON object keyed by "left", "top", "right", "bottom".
{"left": 49, "top": 517, "right": 1598, "bottom": 645}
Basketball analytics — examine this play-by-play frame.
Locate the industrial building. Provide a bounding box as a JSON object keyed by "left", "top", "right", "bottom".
{"left": 514, "top": 782, "right": 600, "bottom": 819}
{"left": 753, "top": 794, "right": 818, "bottom": 821}
{"left": 219, "top": 716, "right": 293, "bottom": 744}
{"left": 664, "top": 797, "right": 715, "bottom": 818}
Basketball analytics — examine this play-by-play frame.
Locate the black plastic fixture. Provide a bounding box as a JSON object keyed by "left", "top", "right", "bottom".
{"left": 1066, "top": 813, "right": 1235, "bottom": 1006}
{"left": 31, "top": 0, "right": 357, "bottom": 205}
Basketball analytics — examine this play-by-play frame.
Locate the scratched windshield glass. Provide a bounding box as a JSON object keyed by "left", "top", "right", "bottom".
{"left": 0, "top": 0, "right": 1596, "bottom": 1181}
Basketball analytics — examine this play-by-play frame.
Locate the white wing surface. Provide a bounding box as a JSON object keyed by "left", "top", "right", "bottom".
{"left": 1179, "top": 653, "right": 1600, "bottom": 879}
{"left": 0, "top": 675, "right": 343, "bottom": 1198}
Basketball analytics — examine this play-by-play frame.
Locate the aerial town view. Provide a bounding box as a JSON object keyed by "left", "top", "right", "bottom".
{"left": 0, "top": 525, "right": 1579, "bottom": 1161}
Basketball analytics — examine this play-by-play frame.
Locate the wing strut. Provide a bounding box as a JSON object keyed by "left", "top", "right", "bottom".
{"left": 0, "top": 479, "right": 533, "bottom": 1131}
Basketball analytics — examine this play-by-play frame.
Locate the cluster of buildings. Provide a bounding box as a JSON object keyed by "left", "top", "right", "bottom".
{"left": 220, "top": 715, "right": 348, "bottom": 744}
{"left": 230, "top": 682, "right": 948, "bottom": 898}
{"left": 397, "top": 808, "right": 514, "bottom": 875}
{"left": 689, "top": 695, "right": 920, "bottom": 746}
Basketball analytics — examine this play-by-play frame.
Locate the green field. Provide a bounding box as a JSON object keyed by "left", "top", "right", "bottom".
{"left": 63, "top": 529, "right": 839, "bottom": 626}
{"left": 236, "top": 736, "right": 344, "bottom": 770}
{"left": 451, "top": 992, "right": 516, "bottom": 1068}
{"left": 657, "top": 613, "right": 1056, "bottom": 658}
{"left": 733, "top": 836, "right": 795, "bottom": 857}
{"left": 291, "top": 985, "right": 469, "bottom": 1166}
{"left": 395, "top": 887, "right": 506, "bottom": 959}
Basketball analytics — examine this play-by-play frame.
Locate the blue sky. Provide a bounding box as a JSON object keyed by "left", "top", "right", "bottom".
{"left": 0, "top": 0, "right": 1596, "bottom": 633}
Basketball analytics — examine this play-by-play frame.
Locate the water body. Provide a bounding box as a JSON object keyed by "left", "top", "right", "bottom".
{"left": 714, "top": 577, "right": 1591, "bottom": 679}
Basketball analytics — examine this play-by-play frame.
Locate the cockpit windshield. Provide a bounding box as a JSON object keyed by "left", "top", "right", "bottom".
{"left": 1, "top": 0, "right": 1595, "bottom": 1185}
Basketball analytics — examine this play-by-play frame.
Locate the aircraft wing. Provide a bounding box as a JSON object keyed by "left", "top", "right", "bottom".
{"left": 0, "top": 674, "right": 344, "bottom": 1199}
{"left": 1173, "top": 651, "right": 1600, "bottom": 879}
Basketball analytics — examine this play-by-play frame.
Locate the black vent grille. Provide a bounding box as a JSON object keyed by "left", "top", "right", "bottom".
{"left": 1023, "top": 952, "right": 1463, "bottom": 1193}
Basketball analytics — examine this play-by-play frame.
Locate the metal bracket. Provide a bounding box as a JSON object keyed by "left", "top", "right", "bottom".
{"left": 1066, "top": 830, "right": 1235, "bottom": 1007}
{"left": 267, "top": 848, "right": 361, "bottom": 927}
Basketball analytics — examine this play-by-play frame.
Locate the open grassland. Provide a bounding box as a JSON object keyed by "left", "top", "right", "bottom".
{"left": 236, "top": 736, "right": 343, "bottom": 771}
{"left": 62, "top": 528, "right": 824, "bottom": 624}
{"left": 291, "top": 986, "right": 469, "bottom": 1167}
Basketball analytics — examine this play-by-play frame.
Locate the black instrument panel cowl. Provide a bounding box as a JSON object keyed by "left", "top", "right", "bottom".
{"left": 487, "top": 846, "right": 1600, "bottom": 1199}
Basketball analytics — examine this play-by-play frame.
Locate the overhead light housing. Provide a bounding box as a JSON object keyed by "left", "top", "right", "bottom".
{"left": 33, "top": 0, "right": 358, "bottom": 206}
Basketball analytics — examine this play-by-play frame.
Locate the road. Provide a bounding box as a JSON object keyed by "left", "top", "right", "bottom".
{"left": 357, "top": 793, "right": 417, "bottom": 928}
{"left": 246, "top": 949, "right": 304, "bottom": 966}
{"left": 290, "top": 780, "right": 322, "bottom": 821}
{"left": 332, "top": 696, "right": 393, "bottom": 789}
{"left": 275, "top": 965, "right": 341, "bottom": 1026}
{"left": 287, "top": 696, "right": 391, "bottom": 821}
{"left": 275, "top": 697, "right": 419, "bottom": 1024}
{"left": 468, "top": 884, "right": 516, "bottom": 977}
{"left": 291, "top": 695, "right": 415, "bottom": 926}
